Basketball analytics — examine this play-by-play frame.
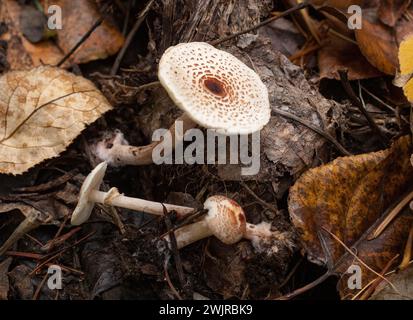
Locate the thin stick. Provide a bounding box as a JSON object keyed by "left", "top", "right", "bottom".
{"left": 361, "top": 85, "right": 396, "bottom": 113}
{"left": 339, "top": 70, "right": 389, "bottom": 147}
{"left": 210, "top": 1, "right": 310, "bottom": 46}
{"left": 276, "top": 271, "right": 331, "bottom": 300}
{"left": 110, "top": 0, "right": 155, "bottom": 75}
{"left": 240, "top": 182, "right": 278, "bottom": 213}
{"left": 56, "top": 3, "right": 111, "bottom": 67}
{"left": 32, "top": 272, "right": 49, "bottom": 300}
{"left": 323, "top": 228, "right": 399, "bottom": 293}
{"left": 163, "top": 205, "right": 187, "bottom": 296}
{"left": 272, "top": 108, "right": 351, "bottom": 156}
{"left": 369, "top": 188, "right": 413, "bottom": 240}
{"left": 399, "top": 224, "right": 413, "bottom": 270}
{"left": 357, "top": 254, "right": 400, "bottom": 300}
{"left": 163, "top": 256, "right": 182, "bottom": 300}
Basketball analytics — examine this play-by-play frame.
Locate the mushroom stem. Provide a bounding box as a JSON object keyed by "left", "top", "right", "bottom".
{"left": 172, "top": 220, "right": 213, "bottom": 249}
{"left": 244, "top": 222, "right": 273, "bottom": 241}
{"left": 89, "top": 187, "right": 195, "bottom": 218}
{"left": 164, "top": 195, "right": 246, "bottom": 249}
{"left": 95, "top": 113, "right": 197, "bottom": 166}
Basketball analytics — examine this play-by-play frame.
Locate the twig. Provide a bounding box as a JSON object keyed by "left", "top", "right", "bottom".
{"left": 159, "top": 209, "right": 207, "bottom": 239}
{"left": 369, "top": 188, "right": 413, "bottom": 240}
{"left": 163, "top": 205, "right": 187, "bottom": 296}
{"left": 356, "top": 254, "right": 400, "bottom": 300}
{"left": 399, "top": 223, "right": 413, "bottom": 270}
{"left": 30, "top": 231, "right": 95, "bottom": 276}
{"left": 361, "top": 85, "right": 396, "bottom": 113}
{"left": 339, "top": 70, "right": 389, "bottom": 147}
{"left": 41, "top": 227, "right": 82, "bottom": 252}
{"left": 13, "top": 169, "right": 78, "bottom": 193}
{"left": 323, "top": 227, "right": 399, "bottom": 293}
{"left": 277, "top": 256, "right": 303, "bottom": 290}
{"left": 272, "top": 108, "right": 351, "bottom": 156}
{"left": 210, "top": 1, "right": 310, "bottom": 46}
{"left": 32, "top": 272, "right": 49, "bottom": 300}
{"left": 110, "top": 0, "right": 155, "bottom": 75}
{"left": 5, "top": 251, "right": 44, "bottom": 260}
{"left": 276, "top": 271, "right": 331, "bottom": 300}
{"left": 0, "top": 214, "right": 41, "bottom": 256}
{"left": 164, "top": 256, "right": 182, "bottom": 300}
{"left": 122, "top": 0, "right": 132, "bottom": 36}
{"left": 240, "top": 182, "right": 278, "bottom": 213}
{"left": 56, "top": 3, "right": 111, "bottom": 67}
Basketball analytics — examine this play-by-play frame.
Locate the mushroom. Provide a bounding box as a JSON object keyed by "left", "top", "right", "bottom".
{"left": 95, "top": 42, "right": 270, "bottom": 166}
{"left": 70, "top": 162, "right": 195, "bottom": 225}
{"left": 167, "top": 195, "right": 291, "bottom": 254}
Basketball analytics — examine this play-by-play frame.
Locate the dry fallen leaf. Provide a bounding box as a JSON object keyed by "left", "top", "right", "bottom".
{"left": 0, "top": 0, "right": 65, "bottom": 70}
{"left": 370, "top": 263, "right": 413, "bottom": 300}
{"left": 43, "top": 0, "right": 125, "bottom": 65}
{"left": 318, "top": 30, "right": 382, "bottom": 80}
{"left": 0, "top": 0, "right": 124, "bottom": 70}
{"left": 377, "top": 0, "right": 411, "bottom": 27}
{"left": 355, "top": 9, "right": 399, "bottom": 75}
{"left": 288, "top": 136, "right": 413, "bottom": 299}
{"left": 0, "top": 66, "right": 112, "bottom": 174}
{"left": 310, "top": 0, "right": 364, "bottom": 10}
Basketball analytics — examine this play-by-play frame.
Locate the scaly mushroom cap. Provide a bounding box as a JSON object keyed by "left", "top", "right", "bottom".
{"left": 158, "top": 42, "right": 271, "bottom": 135}
{"left": 71, "top": 162, "right": 107, "bottom": 226}
{"left": 203, "top": 195, "right": 246, "bottom": 244}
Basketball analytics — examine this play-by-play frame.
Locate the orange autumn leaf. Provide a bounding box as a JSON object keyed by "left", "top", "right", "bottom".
{"left": 398, "top": 34, "right": 413, "bottom": 102}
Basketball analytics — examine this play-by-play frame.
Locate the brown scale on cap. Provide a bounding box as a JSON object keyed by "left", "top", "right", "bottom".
{"left": 204, "top": 195, "right": 246, "bottom": 244}
{"left": 158, "top": 42, "right": 270, "bottom": 135}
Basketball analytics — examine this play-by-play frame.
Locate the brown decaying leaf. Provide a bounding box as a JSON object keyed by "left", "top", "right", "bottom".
{"left": 288, "top": 136, "right": 413, "bottom": 298}
{"left": 370, "top": 263, "right": 413, "bottom": 299}
{"left": 355, "top": 9, "right": 399, "bottom": 75}
{"left": 378, "top": 0, "right": 411, "bottom": 27}
{"left": 0, "top": 0, "right": 125, "bottom": 70}
{"left": 318, "top": 31, "right": 382, "bottom": 80}
{"left": 310, "top": 0, "right": 364, "bottom": 10}
{"left": 0, "top": 66, "right": 112, "bottom": 175}
{"left": 44, "top": 0, "right": 125, "bottom": 65}
{"left": 0, "top": 0, "right": 64, "bottom": 70}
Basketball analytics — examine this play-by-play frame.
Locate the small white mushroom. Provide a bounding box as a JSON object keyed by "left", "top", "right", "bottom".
{"left": 71, "top": 162, "right": 195, "bottom": 225}
{"left": 169, "top": 195, "right": 246, "bottom": 248}
{"left": 167, "top": 195, "right": 289, "bottom": 253}
{"left": 95, "top": 42, "right": 270, "bottom": 166}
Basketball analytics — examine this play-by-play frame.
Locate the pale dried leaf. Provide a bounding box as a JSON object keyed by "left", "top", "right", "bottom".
{"left": 0, "top": 66, "right": 112, "bottom": 174}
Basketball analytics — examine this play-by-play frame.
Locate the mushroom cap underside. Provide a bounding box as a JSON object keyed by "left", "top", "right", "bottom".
{"left": 71, "top": 161, "right": 107, "bottom": 225}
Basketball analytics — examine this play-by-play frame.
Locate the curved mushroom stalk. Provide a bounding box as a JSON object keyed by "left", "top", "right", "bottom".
{"left": 71, "top": 162, "right": 195, "bottom": 226}
{"left": 94, "top": 113, "right": 197, "bottom": 166}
